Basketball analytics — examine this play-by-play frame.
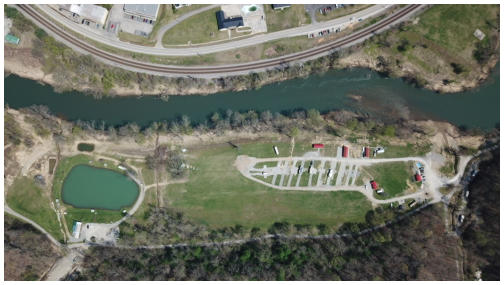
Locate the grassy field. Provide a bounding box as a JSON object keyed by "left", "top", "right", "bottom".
{"left": 363, "top": 4, "right": 499, "bottom": 87}
{"left": 372, "top": 142, "right": 432, "bottom": 159}
{"left": 363, "top": 162, "right": 414, "bottom": 200}
{"left": 162, "top": 143, "right": 372, "bottom": 230}
{"left": 6, "top": 177, "right": 64, "bottom": 242}
{"left": 315, "top": 4, "right": 373, "bottom": 22}
{"left": 162, "top": 7, "right": 229, "bottom": 45}
{"left": 129, "top": 161, "right": 156, "bottom": 185}
{"left": 264, "top": 5, "right": 311, "bottom": 32}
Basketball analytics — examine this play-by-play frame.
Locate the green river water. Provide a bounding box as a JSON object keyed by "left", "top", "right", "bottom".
{"left": 62, "top": 165, "right": 139, "bottom": 210}
{"left": 4, "top": 64, "right": 499, "bottom": 130}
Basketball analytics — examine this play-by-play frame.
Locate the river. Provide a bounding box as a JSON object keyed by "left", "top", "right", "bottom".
{"left": 4, "top": 64, "right": 499, "bottom": 130}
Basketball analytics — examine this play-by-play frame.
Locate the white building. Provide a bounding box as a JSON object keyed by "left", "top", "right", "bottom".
{"left": 72, "top": 221, "right": 82, "bottom": 239}
{"left": 123, "top": 4, "right": 160, "bottom": 22}
{"left": 59, "top": 4, "right": 109, "bottom": 27}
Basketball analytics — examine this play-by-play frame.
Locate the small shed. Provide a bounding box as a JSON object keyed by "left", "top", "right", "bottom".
{"left": 312, "top": 143, "right": 324, "bottom": 149}
{"left": 363, "top": 147, "right": 370, "bottom": 158}
{"left": 415, "top": 173, "right": 422, "bottom": 182}
{"left": 370, "top": 180, "right": 379, "bottom": 190}
{"left": 342, "top": 145, "right": 349, "bottom": 157}
{"left": 5, "top": 34, "right": 20, "bottom": 45}
{"left": 72, "top": 221, "right": 82, "bottom": 239}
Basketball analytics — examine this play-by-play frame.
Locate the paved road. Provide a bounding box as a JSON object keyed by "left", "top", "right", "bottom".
{"left": 155, "top": 5, "right": 219, "bottom": 48}
{"left": 35, "top": 4, "right": 391, "bottom": 56}
{"left": 238, "top": 154, "right": 471, "bottom": 205}
{"left": 17, "top": 4, "right": 422, "bottom": 76}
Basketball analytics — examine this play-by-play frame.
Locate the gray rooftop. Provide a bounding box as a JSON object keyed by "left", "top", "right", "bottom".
{"left": 123, "top": 4, "right": 160, "bottom": 19}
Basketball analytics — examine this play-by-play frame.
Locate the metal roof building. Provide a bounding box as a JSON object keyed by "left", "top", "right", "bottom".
{"left": 123, "top": 4, "right": 160, "bottom": 21}
{"left": 60, "top": 4, "right": 109, "bottom": 26}
{"left": 216, "top": 10, "right": 244, "bottom": 31}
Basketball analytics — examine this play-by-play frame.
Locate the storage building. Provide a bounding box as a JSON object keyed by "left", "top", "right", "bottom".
{"left": 216, "top": 10, "right": 244, "bottom": 31}
{"left": 415, "top": 173, "right": 422, "bottom": 182}
{"left": 370, "top": 180, "right": 379, "bottom": 190}
{"left": 342, "top": 145, "right": 349, "bottom": 157}
{"left": 312, "top": 144, "right": 324, "bottom": 149}
{"left": 123, "top": 4, "right": 160, "bottom": 21}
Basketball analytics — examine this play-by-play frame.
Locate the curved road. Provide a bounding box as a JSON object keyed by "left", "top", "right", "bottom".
{"left": 17, "top": 4, "right": 423, "bottom": 76}
{"left": 154, "top": 5, "right": 219, "bottom": 48}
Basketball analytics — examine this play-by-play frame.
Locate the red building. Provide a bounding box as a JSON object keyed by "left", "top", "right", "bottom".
{"left": 363, "top": 147, "right": 370, "bottom": 158}
{"left": 370, "top": 180, "right": 379, "bottom": 190}
{"left": 342, "top": 145, "right": 349, "bottom": 157}
{"left": 415, "top": 173, "right": 422, "bottom": 182}
{"left": 312, "top": 144, "right": 324, "bottom": 149}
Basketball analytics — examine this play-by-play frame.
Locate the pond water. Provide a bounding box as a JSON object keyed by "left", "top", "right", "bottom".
{"left": 62, "top": 165, "right": 139, "bottom": 211}
{"left": 4, "top": 63, "right": 499, "bottom": 130}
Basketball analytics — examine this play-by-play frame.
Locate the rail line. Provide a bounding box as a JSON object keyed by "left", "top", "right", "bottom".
{"left": 18, "top": 4, "right": 420, "bottom": 75}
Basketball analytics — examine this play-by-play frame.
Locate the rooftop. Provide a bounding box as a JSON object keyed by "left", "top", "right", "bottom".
{"left": 61, "top": 4, "right": 109, "bottom": 25}
{"left": 123, "top": 4, "right": 160, "bottom": 20}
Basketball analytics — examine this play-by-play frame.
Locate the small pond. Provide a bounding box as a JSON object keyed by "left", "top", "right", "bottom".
{"left": 77, "top": 143, "right": 95, "bottom": 152}
{"left": 62, "top": 165, "right": 139, "bottom": 210}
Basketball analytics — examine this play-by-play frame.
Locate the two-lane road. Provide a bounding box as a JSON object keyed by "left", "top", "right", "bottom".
{"left": 16, "top": 4, "right": 422, "bottom": 76}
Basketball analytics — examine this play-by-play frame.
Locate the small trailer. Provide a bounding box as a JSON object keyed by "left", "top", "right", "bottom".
{"left": 273, "top": 146, "right": 279, "bottom": 156}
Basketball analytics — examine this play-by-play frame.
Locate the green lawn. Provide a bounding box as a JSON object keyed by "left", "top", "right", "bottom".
{"left": 162, "top": 144, "right": 371, "bottom": 229}
{"left": 6, "top": 177, "right": 64, "bottom": 242}
{"left": 264, "top": 4, "right": 311, "bottom": 32}
{"left": 363, "top": 162, "right": 414, "bottom": 200}
{"left": 411, "top": 4, "right": 499, "bottom": 54}
{"left": 162, "top": 7, "right": 229, "bottom": 45}
{"left": 315, "top": 4, "right": 373, "bottom": 22}
{"left": 373, "top": 142, "right": 432, "bottom": 159}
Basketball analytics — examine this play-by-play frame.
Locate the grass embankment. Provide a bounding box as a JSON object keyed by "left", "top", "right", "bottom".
{"left": 163, "top": 142, "right": 371, "bottom": 230}
{"left": 6, "top": 177, "right": 64, "bottom": 242}
{"left": 52, "top": 154, "right": 127, "bottom": 230}
{"left": 362, "top": 4, "right": 499, "bottom": 90}
{"left": 363, "top": 162, "right": 415, "bottom": 200}
{"left": 264, "top": 5, "right": 311, "bottom": 32}
{"left": 315, "top": 4, "right": 373, "bottom": 22}
{"left": 162, "top": 7, "right": 229, "bottom": 45}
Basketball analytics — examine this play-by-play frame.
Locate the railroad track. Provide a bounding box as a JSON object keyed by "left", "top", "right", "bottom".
{"left": 18, "top": 4, "right": 420, "bottom": 75}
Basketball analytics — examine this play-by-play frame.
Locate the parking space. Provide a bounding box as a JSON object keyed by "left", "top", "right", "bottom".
{"left": 250, "top": 157, "right": 361, "bottom": 189}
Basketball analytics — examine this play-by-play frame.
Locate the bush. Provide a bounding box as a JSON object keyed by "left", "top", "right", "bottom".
{"left": 34, "top": 28, "right": 47, "bottom": 40}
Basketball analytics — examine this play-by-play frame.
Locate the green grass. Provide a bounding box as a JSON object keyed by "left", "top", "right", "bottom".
{"left": 163, "top": 144, "right": 371, "bottom": 229}
{"left": 412, "top": 4, "right": 498, "bottom": 54}
{"left": 363, "top": 162, "right": 414, "bottom": 200}
{"left": 162, "top": 7, "right": 228, "bottom": 45}
{"left": 237, "top": 141, "right": 293, "bottom": 158}
{"left": 264, "top": 4, "right": 311, "bottom": 32}
{"left": 315, "top": 4, "right": 373, "bottom": 22}
{"left": 6, "top": 177, "right": 64, "bottom": 242}
{"left": 373, "top": 142, "right": 432, "bottom": 158}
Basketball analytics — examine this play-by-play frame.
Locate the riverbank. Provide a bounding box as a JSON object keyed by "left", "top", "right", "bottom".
{"left": 4, "top": 4, "right": 499, "bottom": 96}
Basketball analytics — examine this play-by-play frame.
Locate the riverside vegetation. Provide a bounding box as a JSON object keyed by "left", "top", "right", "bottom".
{"left": 4, "top": 4, "right": 500, "bottom": 96}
